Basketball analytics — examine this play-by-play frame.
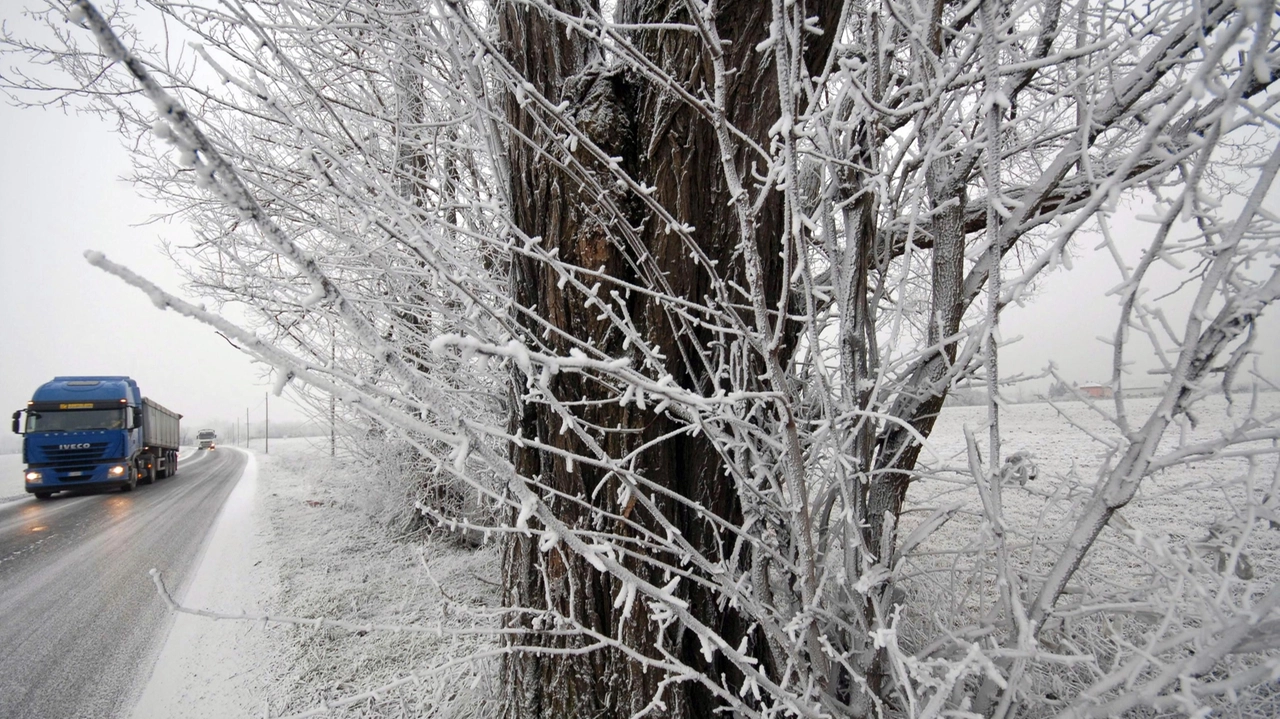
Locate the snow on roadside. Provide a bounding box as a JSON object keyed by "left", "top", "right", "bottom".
{"left": 131, "top": 438, "right": 502, "bottom": 719}
{"left": 131, "top": 448, "right": 275, "bottom": 719}
{"left": 1, "top": 453, "right": 28, "bottom": 505}
{"left": 256, "top": 438, "right": 502, "bottom": 718}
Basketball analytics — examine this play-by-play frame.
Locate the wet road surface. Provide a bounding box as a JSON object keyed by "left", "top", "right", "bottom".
{"left": 0, "top": 447, "right": 247, "bottom": 719}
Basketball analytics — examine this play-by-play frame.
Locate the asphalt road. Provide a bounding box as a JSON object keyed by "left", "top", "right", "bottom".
{"left": 0, "top": 446, "right": 247, "bottom": 719}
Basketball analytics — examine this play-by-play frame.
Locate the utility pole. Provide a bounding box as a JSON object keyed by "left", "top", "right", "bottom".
{"left": 265, "top": 391, "right": 270, "bottom": 454}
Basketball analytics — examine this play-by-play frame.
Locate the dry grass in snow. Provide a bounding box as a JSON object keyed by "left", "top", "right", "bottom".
{"left": 252, "top": 438, "right": 502, "bottom": 719}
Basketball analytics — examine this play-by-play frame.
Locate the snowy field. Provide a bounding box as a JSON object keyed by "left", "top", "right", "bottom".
{"left": 910, "top": 392, "right": 1280, "bottom": 594}
{"left": 129, "top": 396, "right": 1279, "bottom": 717}
{"left": 915, "top": 392, "right": 1280, "bottom": 548}
{"left": 903, "top": 392, "right": 1280, "bottom": 715}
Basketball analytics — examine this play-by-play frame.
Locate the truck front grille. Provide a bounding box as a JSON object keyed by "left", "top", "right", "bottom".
{"left": 38, "top": 442, "right": 112, "bottom": 480}
{"left": 41, "top": 442, "right": 110, "bottom": 463}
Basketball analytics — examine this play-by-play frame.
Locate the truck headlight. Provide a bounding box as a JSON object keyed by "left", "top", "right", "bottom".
{"left": 108, "top": 465, "right": 126, "bottom": 477}
{"left": 24, "top": 471, "right": 42, "bottom": 483}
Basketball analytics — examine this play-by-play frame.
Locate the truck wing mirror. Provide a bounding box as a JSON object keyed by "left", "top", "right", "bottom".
{"left": 134, "top": 407, "right": 144, "bottom": 429}
{"left": 11, "top": 410, "right": 22, "bottom": 435}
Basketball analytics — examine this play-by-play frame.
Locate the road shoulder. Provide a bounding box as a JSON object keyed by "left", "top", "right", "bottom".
{"left": 130, "top": 449, "right": 273, "bottom": 719}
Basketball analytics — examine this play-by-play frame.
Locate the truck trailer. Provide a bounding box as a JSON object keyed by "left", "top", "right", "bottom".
{"left": 11, "top": 376, "right": 182, "bottom": 498}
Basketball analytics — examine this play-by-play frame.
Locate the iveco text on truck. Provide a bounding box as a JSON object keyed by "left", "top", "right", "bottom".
{"left": 11, "top": 376, "right": 182, "bottom": 498}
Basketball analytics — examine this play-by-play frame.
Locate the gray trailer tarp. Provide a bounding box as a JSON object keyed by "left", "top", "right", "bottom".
{"left": 141, "top": 398, "right": 181, "bottom": 450}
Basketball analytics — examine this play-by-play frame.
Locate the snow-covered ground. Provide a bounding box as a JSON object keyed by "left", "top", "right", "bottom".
{"left": 910, "top": 393, "right": 1280, "bottom": 589}
{"left": 904, "top": 392, "right": 1280, "bottom": 712}
{"left": 915, "top": 393, "right": 1280, "bottom": 546}
{"left": 123, "top": 394, "right": 1278, "bottom": 717}
{"left": 253, "top": 439, "right": 501, "bottom": 718}
{"left": 130, "top": 447, "right": 273, "bottom": 719}
{"left": 130, "top": 438, "right": 500, "bottom": 719}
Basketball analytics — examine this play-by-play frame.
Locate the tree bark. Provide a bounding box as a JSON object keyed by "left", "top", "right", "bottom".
{"left": 498, "top": 1, "right": 840, "bottom": 716}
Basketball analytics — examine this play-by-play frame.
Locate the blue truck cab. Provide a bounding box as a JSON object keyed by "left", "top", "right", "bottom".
{"left": 11, "top": 376, "right": 182, "bottom": 499}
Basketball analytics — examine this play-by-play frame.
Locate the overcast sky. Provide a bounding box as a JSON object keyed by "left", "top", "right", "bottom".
{"left": 0, "top": 101, "right": 308, "bottom": 433}
{"left": 999, "top": 200, "right": 1280, "bottom": 395}
{"left": 0, "top": 0, "right": 1276, "bottom": 446}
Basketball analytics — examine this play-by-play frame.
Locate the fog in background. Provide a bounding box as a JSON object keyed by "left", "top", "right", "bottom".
{"left": 0, "top": 101, "right": 311, "bottom": 453}
{"left": 1, "top": 0, "right": 1277, "bottom": 452}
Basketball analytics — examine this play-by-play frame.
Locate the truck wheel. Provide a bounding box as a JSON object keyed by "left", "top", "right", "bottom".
{"left": 34, "top": 492, "right": 53, "bottom": 500}
{"left": 121, "top": 469, "right": 137, "bottom": 493}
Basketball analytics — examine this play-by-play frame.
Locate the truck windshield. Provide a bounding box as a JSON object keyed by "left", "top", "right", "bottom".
{"left": 26, "top": 409, "right": 126, "bottom": 433}
{"left": 197, "top": 431, "right": 215, "bottom": 439}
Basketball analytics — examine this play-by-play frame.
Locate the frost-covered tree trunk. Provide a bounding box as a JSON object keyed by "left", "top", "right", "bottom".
{"left": 497, "top": 2, "right": 840, "bottom": 715}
